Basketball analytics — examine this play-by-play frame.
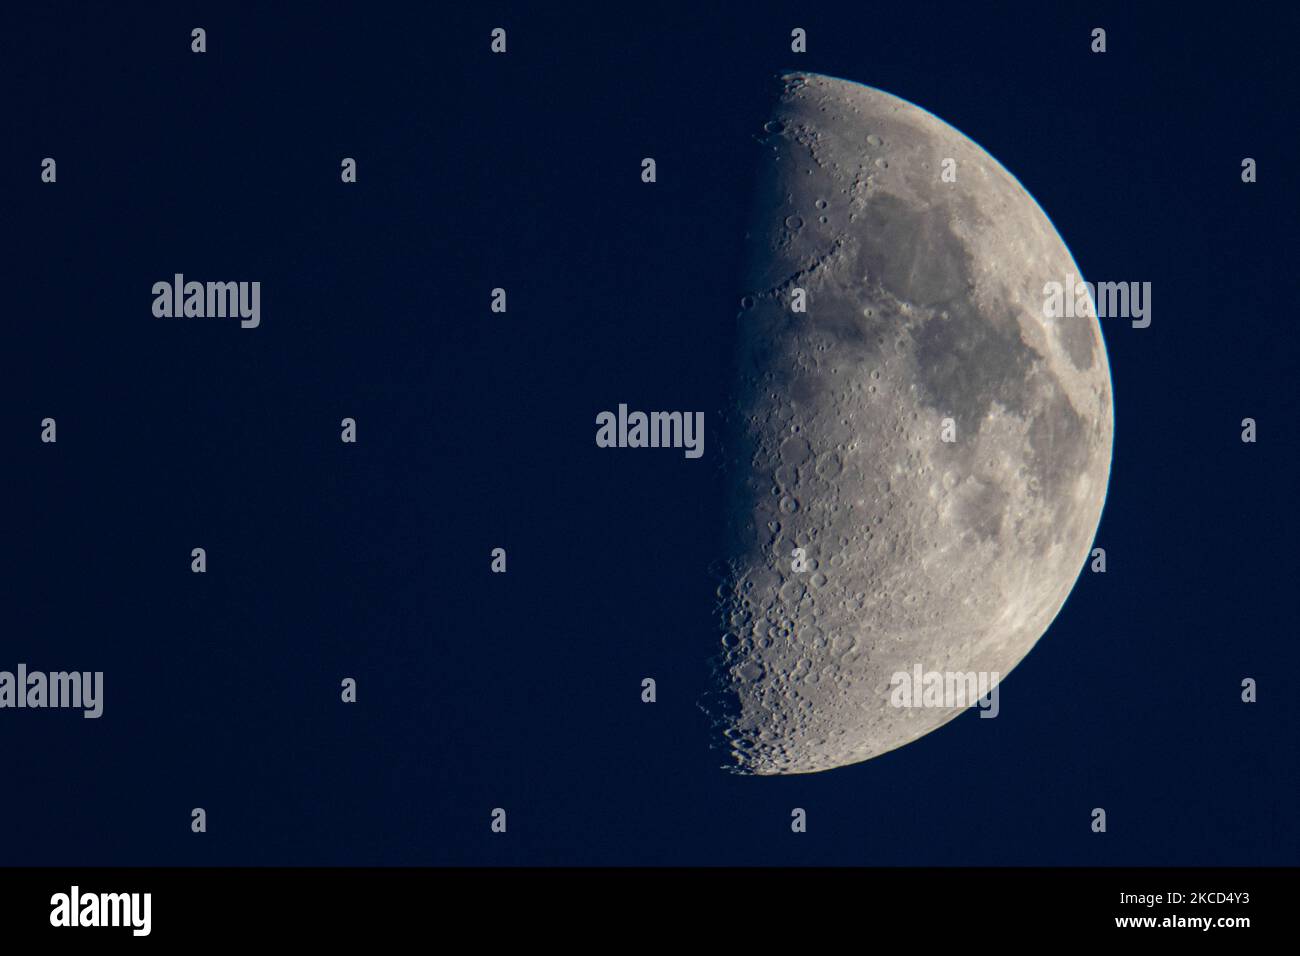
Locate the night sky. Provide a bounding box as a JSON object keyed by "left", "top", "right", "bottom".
{"left": 3, "top": 2, "right": 1296, "bottom": 866}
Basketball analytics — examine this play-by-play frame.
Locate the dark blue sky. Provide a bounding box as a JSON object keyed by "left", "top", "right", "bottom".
{"left": 3, "top": 3, "right": 1296, "bottom": 865}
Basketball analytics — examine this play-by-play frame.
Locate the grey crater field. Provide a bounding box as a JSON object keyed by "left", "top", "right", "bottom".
{"left": 707, "top": 72, "right": 1113, "bottom": 775}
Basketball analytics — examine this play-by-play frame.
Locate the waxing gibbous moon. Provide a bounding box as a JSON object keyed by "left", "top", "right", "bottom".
{"left": 709, "top": 73, "right": 1113, "bottom": 775}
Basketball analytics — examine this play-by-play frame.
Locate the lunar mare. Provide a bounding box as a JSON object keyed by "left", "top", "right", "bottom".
{"left": 709, "top": 73, "right": 1113, "bottom": 775}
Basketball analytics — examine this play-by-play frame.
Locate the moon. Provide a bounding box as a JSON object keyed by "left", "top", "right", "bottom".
{"left": 708, "top": 73, "right": 1113, "bottom": 775}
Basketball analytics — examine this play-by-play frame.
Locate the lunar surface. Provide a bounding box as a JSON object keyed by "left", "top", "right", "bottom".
{"left": 708, "top": 73, "right": 1113, "bottom": 775}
